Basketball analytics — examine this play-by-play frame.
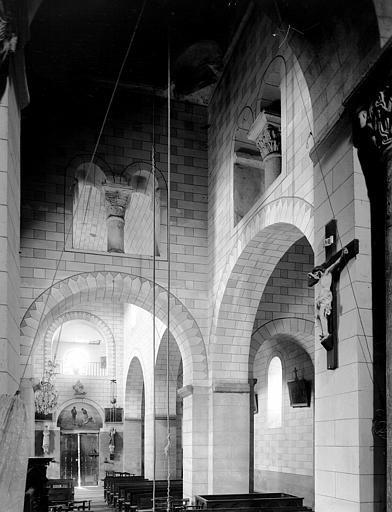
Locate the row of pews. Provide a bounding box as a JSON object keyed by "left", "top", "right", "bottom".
{"left": 104, "top": 473, "right": 313, "bottom": 512}
{"left": 104, "top": 472, "right": 184, "bottom": 511}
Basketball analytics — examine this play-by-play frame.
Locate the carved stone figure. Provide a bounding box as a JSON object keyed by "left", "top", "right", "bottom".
{"left": 42, "top": 425, "right": 50, "bottom": 455}
{"left": 109, "top": 427, "right": 116, "bottom": 455}
{"left": 73, "top": 380, "right": 86, "bottom": 395}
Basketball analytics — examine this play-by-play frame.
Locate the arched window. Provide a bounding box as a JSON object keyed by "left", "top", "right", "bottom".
{"left": 267, "top": 356, "right": 282, "bottom": 428}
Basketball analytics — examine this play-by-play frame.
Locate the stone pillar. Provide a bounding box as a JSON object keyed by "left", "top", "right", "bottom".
{"left": 103, "top": 185, "right": 131, "bottom": 253}
{"left": 178, "top": 385, "right": 209, "bottom": 500}
{"left": 0, "top": 81, "right": 21, "bottom": 395}
{"left": 248, "top": 110, "right": 281, "bottom": 190}
{"left": 19, "top": 377, "right": 35, "bottom": 456}
{"left": 123, "top": 417, "right": 143, "bottom": 475}
{"left": 208, "top": 381, "right": 250, "bottom": 494}
{"left": 356, "top": 86, "right": 392, "bottom": 509}
{"left": 155, "top": 416, "right": 177, "bottom": 480}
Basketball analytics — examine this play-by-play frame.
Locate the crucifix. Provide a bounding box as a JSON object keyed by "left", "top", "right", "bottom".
{"left": 308, "top": 219, "right": 359, "bottom": 369}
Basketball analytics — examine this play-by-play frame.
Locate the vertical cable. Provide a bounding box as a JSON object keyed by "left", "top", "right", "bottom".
{"left": 152, "top": 96, "right": 157, "bottom": 512}
{"left": 166, "top": 32, "right": 172, "bottom": 512}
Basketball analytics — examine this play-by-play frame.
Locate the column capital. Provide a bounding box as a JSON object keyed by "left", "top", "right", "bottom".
{"left": 103, "top": 184, "right": 132, "bottom": 219}
{"left": 247, "top": 110, "right": 281, "bottom": 160}
{"left": 356, "top": 83, "right": 392, "bottom": 153}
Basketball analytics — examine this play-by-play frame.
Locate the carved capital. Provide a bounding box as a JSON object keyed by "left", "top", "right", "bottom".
{"left": 247, "top": 110, "right": 281, "bottom": 160}
{"left": 357, "top": 84, "right": 392, "bottom": 152}
{"left": 103, "top": 185, "right": 131, "bottom": 219}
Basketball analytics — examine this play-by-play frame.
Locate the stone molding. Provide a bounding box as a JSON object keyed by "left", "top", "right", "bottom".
{"left": 212, "top": 381, "right": 250, "bottom": 393}
{"left": 247, "top": 110, "right": 281, "bottom": 160}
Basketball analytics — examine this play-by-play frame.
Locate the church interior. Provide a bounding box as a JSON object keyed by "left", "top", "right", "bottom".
{"left": 0, "top": 0, "right": 392, "bottom": 511}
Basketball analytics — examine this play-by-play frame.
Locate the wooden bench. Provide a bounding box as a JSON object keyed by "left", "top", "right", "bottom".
{"left": 105, "top": 475, "right": 146, "bottom": 504}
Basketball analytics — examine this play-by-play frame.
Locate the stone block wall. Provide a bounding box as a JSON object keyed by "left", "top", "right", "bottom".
{"left": 20, "top": 92, "right": 209, "bottom": 367}
{"left": 253, "top": 237, "right": 314, "bottom": 330}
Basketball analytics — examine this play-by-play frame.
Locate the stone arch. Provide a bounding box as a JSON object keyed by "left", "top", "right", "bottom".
{"left": 65, "top": 155, "right": 114, "bottom": 185}
{"left": 210, "top": 197, "right": 313, "bottom": 339}
{"left": 41, "top": 311, "right": 116, "bottom": 378}
{"left": 210, "top": 197, "right": 313, "bottom": 382}
{"left": 249, "top": 317, "right": 315, "bottom": 377}
{"left": 21, "top": 272, "right": 208, "bottom": 386}
{"left": 121, "top": 161, "right": 167, "bottom": 197}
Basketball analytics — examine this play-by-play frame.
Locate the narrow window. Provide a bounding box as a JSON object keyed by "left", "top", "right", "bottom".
{"left": 267, "top": 356, "right": 282, "bottom": 428}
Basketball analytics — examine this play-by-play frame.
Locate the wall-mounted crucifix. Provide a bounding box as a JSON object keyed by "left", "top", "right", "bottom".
{"left": 308, "top": 219, "right": 359, "bottom": 369}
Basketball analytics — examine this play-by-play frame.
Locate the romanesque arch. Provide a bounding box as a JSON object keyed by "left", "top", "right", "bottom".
{"left": 249, "top": 317, "right": 315, "bottom": 375}
{"left": 21, "top": 271, "right": 208, "bottom": 386}
{"left": 41, "top": 310, "right": 116, "bottom": 377}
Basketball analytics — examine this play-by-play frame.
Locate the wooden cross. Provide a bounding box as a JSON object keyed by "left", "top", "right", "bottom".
{"left": 308, "top": 219, "right": 359, "bottom": 370}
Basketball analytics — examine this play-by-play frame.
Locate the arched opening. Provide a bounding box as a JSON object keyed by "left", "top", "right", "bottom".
{"left": 56, "top": 401, "right": 103, "bottom": 487}
{"left": 52, "top": 319, "right": 108, "bottom": 377}
{"left": 154, "top": 330, "right": 183, "bottom": 479}
{"left": 253, "top": 335, "right": 314, "bottom": 508}
{"left": 124, "top": 357, "right": 145, "bottom": 476}
{"left": 248, "top": 236, "right": 315, "bottom": 507}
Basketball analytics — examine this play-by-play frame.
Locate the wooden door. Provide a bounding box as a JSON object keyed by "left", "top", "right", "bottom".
{"left": 80, "top": 433, "right": 99, "bottom": 485}
{"left": 60, "top": 433, "right": 78, "bottom": 484}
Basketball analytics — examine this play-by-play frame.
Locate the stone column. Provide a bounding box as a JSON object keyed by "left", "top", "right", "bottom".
{"left": 356, "top": 85, "right": 392, "bottom": 509}
{"left": 178, "top": 385, "right": 209, "bottom": 500}
{"left": 208, "top": 381, "right": 250, "bottom": 494}
{"left": 248, "top": 110, "right": 281, "bottom": 190}
{"left": 123, "top": 417, "right": 143, "bottom": 475}
{"left": 103, "top": 185, "right": 131, "bottom": 253}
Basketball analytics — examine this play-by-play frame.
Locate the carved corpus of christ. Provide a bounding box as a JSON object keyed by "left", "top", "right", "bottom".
{"left": 308, "top": 248, "right": 348, "bottom": 346}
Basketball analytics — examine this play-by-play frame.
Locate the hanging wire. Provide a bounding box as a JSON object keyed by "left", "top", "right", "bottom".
{"left": 18, "top": 0, "right": 148, "bottom": 391}
{"left": 272, "top": 0, "right": 383, "bottom": 402}
{"left": 165, "top": 30, "right": 172, "bottom": 512}
{"left": 152, "top": 95, "right": 157, "bottom": 512}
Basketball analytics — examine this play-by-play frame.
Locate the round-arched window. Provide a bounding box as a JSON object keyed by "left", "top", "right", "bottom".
{"left": 267, "top": 356, "right": 282, "bottom": 428}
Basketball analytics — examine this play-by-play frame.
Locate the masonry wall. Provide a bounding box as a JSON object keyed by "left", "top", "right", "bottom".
{"left": 253, "top": 337, "right": 314, "bottom": 508}
{"left": 253, "top": 237, "right": 314, "bottom": 331}
{"left": 20, "top": 92, "right": 209, "bottom": 361}
{"left": 208, "top": 6, "right": 314, "bottom": 353}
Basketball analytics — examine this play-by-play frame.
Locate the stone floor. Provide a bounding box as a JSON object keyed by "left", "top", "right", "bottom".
{"left": 74, "top": 486, "right": 109, "bottom": 511}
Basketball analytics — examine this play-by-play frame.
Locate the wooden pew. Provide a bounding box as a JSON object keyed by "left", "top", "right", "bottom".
{"left": 122, "top": 480, "right": 183, "bottom": 511}
{"left": 104, "top": 473, "right": 135, "bottom": 501}
{"left": 105, "top": 476, "right": 148, "bottom": 506}
{"left": 193, "top": 494, "right": 308, "bottom": 511}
